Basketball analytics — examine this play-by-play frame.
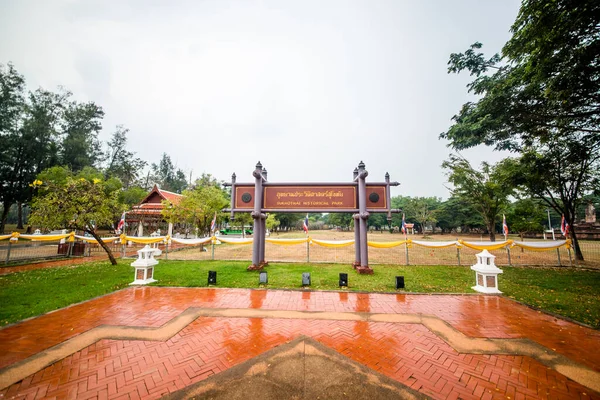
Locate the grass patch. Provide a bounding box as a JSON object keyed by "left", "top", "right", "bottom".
{"left": 0, "top": 260, "right": 598, "bottom": 328}
{"left": 153, "top": 261, "right": 474, "bottom": 293}
{"left": 501, "top": 266, "right": 600, "bottom": 328}
{"left": 0, "top": 261, "right": 132, "bottom": 326}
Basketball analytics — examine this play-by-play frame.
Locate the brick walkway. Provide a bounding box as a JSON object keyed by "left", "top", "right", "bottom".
{"left": 1, "top": 288, "right": 599, "bottom": 399}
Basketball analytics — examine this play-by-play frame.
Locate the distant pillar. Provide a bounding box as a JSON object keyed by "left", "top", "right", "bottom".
{"left": 138, "top": 222, "right": 144, "bottom": 237}
{"left": 168, "top": 222, "right": 173, "bottom": 237}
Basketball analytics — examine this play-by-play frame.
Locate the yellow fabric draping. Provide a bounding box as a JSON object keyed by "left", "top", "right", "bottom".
{"left": 74, "top": 235, "right": 121, "bottom": 244}
{"left": 310, "top": 239, "right": 355, "bottom": 248}
{"left": 1, "top": 230, "right": 573, "bottom": 256}
{"left": 266, "top": 238, "right": 309, "bottom": 245}
{"left": 122, "top": 236, "right": 167, "bottom": 244}
{"left": 512, "top": 240, "right": 571, "bottom": 251}
{"left": 411, "top": 240, "right": 458, "bottom": 249}
{"left": 217, "top": 237, "right": 254, "bottom": 245}
{"left": 17, "top": 233, "right": 71, "bottom": 241}
{"left": 367, "top": 240, "right": 408, "bottom": 248}
{"left": 458, "top": 239, "right": 514, "bottom": 251}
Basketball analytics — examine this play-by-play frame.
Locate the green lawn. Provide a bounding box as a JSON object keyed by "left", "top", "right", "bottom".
{"left": 0, "top": 260, "right": 598, "bottom": 328}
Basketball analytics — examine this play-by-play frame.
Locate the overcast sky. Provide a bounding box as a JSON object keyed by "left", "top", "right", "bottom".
{"left": 1, "top": 0, "right": 521, "bottom": 198}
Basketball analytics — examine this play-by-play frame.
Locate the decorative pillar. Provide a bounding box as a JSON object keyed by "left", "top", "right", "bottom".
{"left": 229, "top": 172, "right": 237, "bottom": 222}
{"left": 471, "top": 249, "right": 503, "bottom": 294}
{"left": 130, "top": 245, "right": 158, "bottom": 285}
{"left": 249, "top": 162, "right": 266, "bottom": 270}
{"left": 356, "top": 161, "right": 373, "bottom": 274}
{"left": 259, "top": 168, "right": 267, "bottom": 265}
{"left": 385, "top": 172, "right": 392, "bottom": 226}
{"left": 353, "top": 213, "right": 361, "bottom": 268}
{"left": 352, "top": 167, "right": 360, "bottom": 267}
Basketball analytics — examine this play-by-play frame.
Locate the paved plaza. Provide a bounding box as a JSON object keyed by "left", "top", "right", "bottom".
{"left": 0, "top": 287, "right": 599, "bottom": 399}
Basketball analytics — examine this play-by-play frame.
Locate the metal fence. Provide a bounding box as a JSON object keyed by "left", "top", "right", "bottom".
{"left": 2, "top": 235, "right": 599, "bottom": 268}
{"left": 164, "top": 240, "right": 580, "bottom": 267}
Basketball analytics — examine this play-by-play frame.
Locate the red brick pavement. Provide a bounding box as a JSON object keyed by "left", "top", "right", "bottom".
{"left": 1, "top": 288, "right": 599, "bottom": 399}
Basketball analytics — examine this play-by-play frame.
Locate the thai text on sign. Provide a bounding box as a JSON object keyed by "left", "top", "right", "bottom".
{"left": 264, "top": 186, "right": 357, "bottom": 209}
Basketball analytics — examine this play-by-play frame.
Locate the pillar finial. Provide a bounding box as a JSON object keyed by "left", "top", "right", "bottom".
{"left": 385, "top": 172, "right": 390, "bottom": 182}
{"left": 353, "top": 167, "right": 358, "bottom": 179}
{"left": 256, "top": 161, "right": 263, "bottom": 170}
{"left": 263, "top": 168, "right": 268, "bottom": 180}
{"left": 358, "top": 161, "right": 365, "bottom": 170}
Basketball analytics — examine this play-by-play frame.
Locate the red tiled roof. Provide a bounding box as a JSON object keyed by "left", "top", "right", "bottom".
{"left": 125, "top": 185, "right": 185, "bottom": 219}
{"left": 137, "top": 185, "right": 183, "bottom": 207}
{"left": 160, "top": 189, "right": 183, "bottom": 205}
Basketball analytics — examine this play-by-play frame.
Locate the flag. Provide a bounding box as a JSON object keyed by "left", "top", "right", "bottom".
{"left": 210, "top": 212, "right": 217, "bottom": 232}
{"left": 303, "top": 214, "right": 309, "bottom": 234}
{"left": 502, "top": 214, "right": 509, "bottom": 236}
{"left": 401, "top": 214, "right": 407, "bottom": 235}
{"left": 560, "top": 215, "right": 569, "bottom": 237}
{"left": 117, "top": 212, "right": 126, "bottom": 231}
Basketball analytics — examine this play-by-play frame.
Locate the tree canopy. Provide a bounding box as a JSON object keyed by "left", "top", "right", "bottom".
{"left": 442, "top": 155, "right": 513, "bottom": 241}
{"left": 441, "top": 0, "right": 600, "bottom": 258}
{"left": 28, "top": 170, "right": 123, "bottom": 264}
{"left": 162, "top": 185, "right": 228, "bottom": 236}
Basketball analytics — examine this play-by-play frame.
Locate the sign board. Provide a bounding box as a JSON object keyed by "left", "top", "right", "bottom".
{"left": 233, "top": 184, "right": 389, "bottom": 212}
{"left": 233, "top": 185, "right": 255, "bottom": 210}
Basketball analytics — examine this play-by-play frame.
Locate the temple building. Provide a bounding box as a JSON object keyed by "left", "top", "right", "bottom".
{"left": 125, "top": 185, "right": 183, "bottom": 237}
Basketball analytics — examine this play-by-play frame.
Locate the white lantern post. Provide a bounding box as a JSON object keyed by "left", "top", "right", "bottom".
{"left": 471, "top": 249, "right": 503, "bottom": 294}
{"left": 130, "top": 245, "right": 158, "bottom": 285}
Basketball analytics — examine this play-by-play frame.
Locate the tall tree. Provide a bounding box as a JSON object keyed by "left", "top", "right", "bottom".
{"left": 60, "top": 100, "right": 104, "bottom": 172}
{"left": 150, "top": 153, "right": 188, "bottom": 193}
{"left": 0, "top": 63, "right": 26, "bottom": 233}
{"left": 502, "top": 140, "right": 600, "bottom": 258}
{"left": 325, "top": 213, "right": 353, "bottom": 230}
{"left": 404, "top": 197, "right": 441, "bottom": 235}
{"left": 13, "top": 89, "right": 66, "bottom": 228}
{"left": 436, "top": 196, "right": 485, "bottom": 234}
{"left": 275, "top": 213, "right": 306, "bottom": 230}
{"left": 104, "top": 125, "right": 147, "bottom": 188}
{"left": 0, "top": 66, "right": 67, "bottom": 233}
{"left": 265, "top": 213, "right": 280, "bottom": 232}
{"left": 441, "top": 0, "right": 600, "bottom": 259}
{"left": 442, "top": 155, "right": 513, "bottom": 241}
{"left": 506, "top": 198, "right": 546, "bottom": 240}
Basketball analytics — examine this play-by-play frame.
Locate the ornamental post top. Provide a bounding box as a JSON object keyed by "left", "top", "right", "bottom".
{"left": 476, "top": 249, "right": 496, "bottom": 259}
{"left": 256, "top": 161, "right": 262, "bottom": 170}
